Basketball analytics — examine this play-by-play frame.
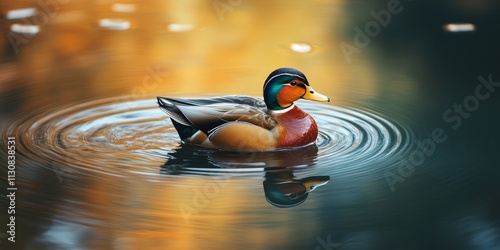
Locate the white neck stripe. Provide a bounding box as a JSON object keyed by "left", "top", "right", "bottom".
{"left": 270, "top": 104, "right": 295, "bottom": 114}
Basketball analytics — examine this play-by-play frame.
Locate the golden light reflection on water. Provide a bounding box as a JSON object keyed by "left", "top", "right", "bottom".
{"left": 2, "top": 0, "right": 384, "bottom": 111}
{"left": 65, "top": 175, "right": 326, "bottom": 249}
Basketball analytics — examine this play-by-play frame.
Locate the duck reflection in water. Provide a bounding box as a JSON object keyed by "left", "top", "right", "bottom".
{"left": 263, "top": 169, "right": 329, "bottom": 208}
{"left": 161, "top": 143, "right": 329, "bottom": 208}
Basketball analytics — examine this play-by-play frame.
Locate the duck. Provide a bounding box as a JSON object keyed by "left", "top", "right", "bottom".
{"left": 157, "top": 67, "right": 330, "bottom": 151}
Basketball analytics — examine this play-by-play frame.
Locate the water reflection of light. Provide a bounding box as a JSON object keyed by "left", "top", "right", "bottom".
{"left": 168, "top": 24, "right": 194, "bottom": 32}
{"left": 290, "top": 42, "right": 313, "bottom": 53}
{"left": 443, "top": 23, "right": 476, "bottom": 33}
{"left": 457, "top": 215, "right": 500, "bottom": 249}
{"left": 112, "top": 3, "right": 137, "bottom": 13}
{"left": 99, "top": 19, "right": 131, "bottom": 30}
{"left": 2, "top": 0, "right": 385, "bottom": 109}
{"left": 33, "top": 220, "right": 89, "bottom": 249}
{"left": 4, "top": 8, "right": 36, "bottom": 20}
{"left": 10, "top": 23, "right": 40, "bottom": 35}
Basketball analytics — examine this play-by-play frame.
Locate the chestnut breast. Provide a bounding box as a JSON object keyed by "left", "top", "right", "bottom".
{"left": 274, "top": 106, "right": 318, "bottom": 148}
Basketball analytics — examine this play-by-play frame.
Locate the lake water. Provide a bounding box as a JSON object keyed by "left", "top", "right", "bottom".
{"left": 1, "top": 0, "right": 500, "bottom": 249}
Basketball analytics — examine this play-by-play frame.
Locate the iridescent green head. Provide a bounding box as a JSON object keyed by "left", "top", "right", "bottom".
{"left": 263, "top": 68, "right": 330, "bottom": 110}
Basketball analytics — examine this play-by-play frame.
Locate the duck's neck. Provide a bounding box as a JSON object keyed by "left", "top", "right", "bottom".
{"left": 269, "top": 104, "right": 295, "bottom": 114}
{"left": 265, "top": 171, "right": 295, "bottom": 181}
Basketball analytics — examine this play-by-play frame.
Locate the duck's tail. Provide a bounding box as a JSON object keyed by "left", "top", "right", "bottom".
{"left": 157, "top": 97, "right": 198, "bottom": 140}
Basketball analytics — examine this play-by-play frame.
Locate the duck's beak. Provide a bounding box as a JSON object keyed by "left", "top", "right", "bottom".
{"left": 301, "top": 176, "right": 330, "bottom": 193}
{"left": 302, "top": 85, "right": 330, "bottom": 102}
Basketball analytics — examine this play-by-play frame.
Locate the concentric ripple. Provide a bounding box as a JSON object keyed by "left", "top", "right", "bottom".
{"left": 3, "top": 97, "right": 417, "bottom": 179}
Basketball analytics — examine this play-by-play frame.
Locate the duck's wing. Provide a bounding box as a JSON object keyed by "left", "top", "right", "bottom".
{"left": 157, "top": 96, "right": 277, "bottom": 136}
{"left": 159, "top": 95, "right": 267, "bottom": 108}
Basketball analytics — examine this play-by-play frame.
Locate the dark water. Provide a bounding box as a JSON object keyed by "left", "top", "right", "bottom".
{"left": 1, "top": 0, "right": 500, "bottom": 250}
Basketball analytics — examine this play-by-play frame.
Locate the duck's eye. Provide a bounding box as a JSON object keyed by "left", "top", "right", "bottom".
{"left": 289, "top": 193, "right": 297, "bottom": 199}
{"left": 290, "top": 81, "right": 297, "bottom": 86}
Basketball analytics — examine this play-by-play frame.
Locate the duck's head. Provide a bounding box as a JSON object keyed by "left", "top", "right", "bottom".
{"left": 263, "top": 175, "right": 330, "bottom": 208}
{"left": 263, "top": 68, "right": 330, "bottom": 110}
